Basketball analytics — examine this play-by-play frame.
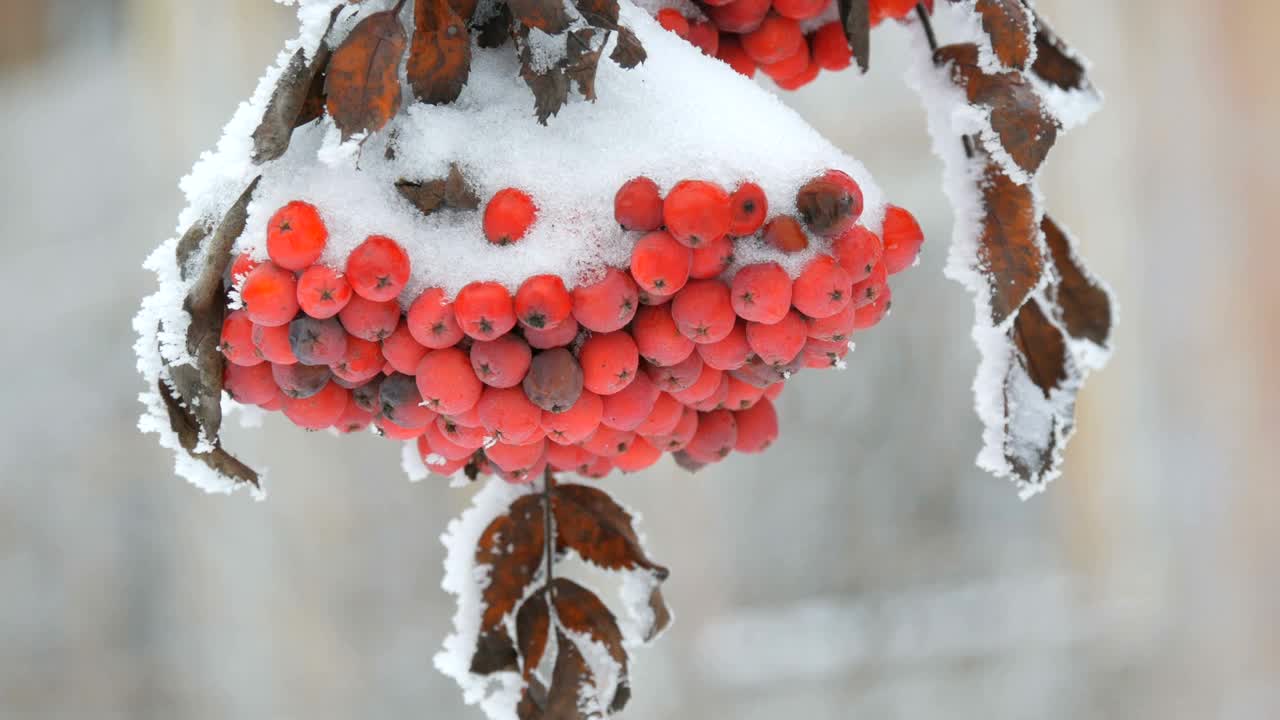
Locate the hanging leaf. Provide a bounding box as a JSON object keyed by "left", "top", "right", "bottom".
{"left": 564, "top": 28, "right": 604, "bottom": 102}
{"left": 1041, "top": 215, "right": 1112, "bottom": 350}
{"left": 1025, "top": 6, "right": 1094, "bottom": 93}
{"left": 508, "top": 0, "right": 572, "bottom": 34}
{"left": 575, "top": 0, "right": 620, "bottom": 31}
{"left": 1003, "top": 296, "right": 1073, "bottom": 482}
{"left": 475, "top": 5, "right": 512, "bottom": 48}
{"left": 324, "top": 1, "right": 409, "bottom": 140}
{"left": 158, "top": 380, "right": 260, "bottom": 488}
{"left": 609, "top": 26, "right": 646, "bottom": 69}
{"left": 519, "top": 56, "right": 571, "bottom": 125}
{"left": 544, "top": 630, "right": 595, "bottom": 719}
{"left": 408, "top": 0, "right": 471, "bottom": 105}
{"left": 551, "top": 578, "right": 630, "bottom": 713}
{"left": 976, "top": 162, "right": 1044, "bottom": 326}
{"left": 252, "top": 6, "right": 342, "bottom": 162}
{"left": 516, "top": 587, "right": 551, "bottom": 681}
{"left": 449, "top": 0, "right": 479, "bottom": 24}
{"left": 974, "top": 0, "right": 1033, "bottom": 70}
{"left": 837, "top": 0, "right": 870, "bottom": 73}
{"left": 471, "top": 493, "right": 545, "bottom": 674}
{"left": 552, "top": 483, "right": 667, "bottom": 577}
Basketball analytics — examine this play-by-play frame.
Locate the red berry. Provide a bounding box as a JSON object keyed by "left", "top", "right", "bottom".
{"left": 546, "top": 442, "right": 594, "bottom": 472}
{"left": 762, "top": 40, "right": 810, "bottom": 81}
{"left": 241, "top": 263, "right": 299, "bottom": 327}
{"left": 335, "top": 395, "right": 374, "bottom": 434}
{"left": 731, "top": 262, "right": 792, "bottom": 324}
{"left": 688, "top": 234, "right": 734, "bottom": 280}
{"left": 581, "top": 426, "right": 635, "bottom": 458}
{"left": 470, "top": 334, "right": 532, "bottom": 389}
{"left": 448, "top": 402, "right": 484, "bottom": 428}
{"left": 638, "top": 286, "right": 676, "bottom": 306}
{"left": 690, "top": 374, "right": 731, "bottom": 412}
{"left": 663, "top": 180, "right": 731, "bottom": 248}
{"left": 707, "top": 0, "right": 771, "bottom": 33}
{"left": 338, "top": 295, "right": 400, "bottom": 341}
{"left": 424, "top": 454, "right": 470, "bottom": 477}
{"left": 792, "top": 254, "right": 853, "bottom": 319}
{"left": 741, "top": 13, "right": 802, "bottom": 65}
{"left": 723, "top": 375, "right": 765, "bottom": 410}
{"left": 657, "top": 8, "right": 690, "bottom": 37}
{"left": 734, "top": 397, "right": 778, "bottom": 453}
{"left": 346, "top": 235, "right": 410, "bottom": 301}
{"left": 762, "top": 216, "right": 809, "bottom": 253}
{"left": 772, "top": 0, "right": 826, "bottom": 20}
{"left": 272, "top": 362, "right": 331, "bottom": 399}
{"left": 764, "top": 382, "right": 784, "bottom": 401}
{"left": 715, "top": 34, "right": 757, "bottom": 77}
{"left": 881, "top": 205, "right": 925, "bottom": 274}
{"left": 600, "top": 370, "right": 659, "bottom": 430}
{"left": 831, "top": 225, "right": 883, "bottom": 283}
{"left": 687, "top": 20, "right": 720, "bottom": 56}
{"left": 853, "top": 285, "right": 891, "bottom": 329}
{"left": 571, "top": 268, "right": 638, "bottom": 333}
{"left": 267, "top": 201, "right": 327, "bottom": 271}
{"left": 381, "top": 322, "right": 427, "bottom": 375}
{"left": 220, "top": 310, "right": 262, "bottom": 367}
{"left": 416, "top": 347, "right": 483, "bottom": 415}
{"left": 634, "top": 391, "right": 684, "bottom": 437}
{"left": 515, "top": 274, "right": 573, "bottom": 330}
{"left": 630, "top": 230, "right": 692, "bottom": 294}
{"left": 671, "top": 280, "right": 736, "bottom": 344}
{"left": 455, "top": 281, "right": 517, "bottom": 340}
{"left": 477, "top": 386, "right": 543, "bottom": 443}
{"left": 653, "top": 406, "right": 699, "bottom": 452}
{"left": 541, "top": 390, "right": 602, "bottom": 445}
{"left": 576, "top": 456, "right": 614, "bottom": 479}
{"left": 282, "top": 381, "right": 348, "bottom": 430}
{"left": 697, "top": 319, "right": 752, "bottom": 371}
{"left": 796, "top": 175, "right": 862, "bottom": 237}
{"left": 485, "top": 437, "right": 547, "bottom": 474}
{"left": 614, "top": 436, "right": 662, "bottom": 473}
{"left": 259, "top": 394, "right": 285, "bottom": 411}
{"left": 802, "top": 336, "right": 851, "bottom": 368}
{"left": 406, "top": 288, "right": 465, "bottom": 348}
{"left": 351, "top": 377, "right": 383, "bottom": 413}
{"left": 288, "top": 316, "right": 348, "bottom": 366}
{"left": 296, "top": 264, "right": 352, "bottom": 319}
{"left": 379, "top": 417, "right": 427, "bottom": 440}
{"left": 579, "top": 331, "right": 639, "bottom": 395}
{"left": 523, "top": 347, "right": 584, "bottom": 412}
{"left": 870, "top": 0, "right": 919, "bottom": 24}
{"left": 730, "top": 355, "right": 782, "bottom": 388}
{"left": 671, "top": 364, "right": 723, "bottom": 406}
{"left": 614, "top": 177, "right": 664, "bottom": 232}
{"left": 483, "top": 188, "right": 537, "bottom": 246}
{"left": 524, "top": 314, "right": 580, "bottom": 349}
{"left": 438, "top": 415, "right": 487, "bottom": 449}
{"left": 632, "top": 304, "right": 696, "bottom": 367}
{"left": 230, "top": 252, "right": 260, "bottom": 285}
{"left": 332, "top": 335, "right": 383, "bottom": 384}
{"left": 810, "top": 22, "right": 853, "bottom": 71}
{"left": 773, "top": 61, "right": 820, "bottom": 90}
{"left": 728, "top": 182, "right": 768, "bottom": 236}
{"left": 421, "top": 422, "right": 476, "bottom": 462}
{"left": 645, "top": 351, "right": 704, "bottom": 392}
{"left": 379, "top": 372, "right": 437, "bottom": 428}
{"left": 807, "top": 301, "right": 856, "bottom": 343}
{"left": 252, "top": 323, "right": 297, "bottom": 364}
{"left": 685, "top": 409, "right": 738, "bottom": 462}
{"left": 224, "top": 361, "right": 278, "bottom": 405}
{"left": 746, "top": 309, "right": 808, "bottom": 367}
{"left": 851, "top": 261, "right": 888, "bottom": 309}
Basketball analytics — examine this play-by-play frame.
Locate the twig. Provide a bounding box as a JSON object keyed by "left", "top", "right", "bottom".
{"left": 916, "top": 3, "right": 976, "bottom": 159}
{"left": 542, "top": 467, "right": 555, "bottom": 587}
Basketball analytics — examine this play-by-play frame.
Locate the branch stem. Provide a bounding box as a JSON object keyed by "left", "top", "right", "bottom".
{"left": 542, "top": 468, "right": 555, "bottom": 587}
{"left": 916, "top": 3, "right": 976, "bottom": 159}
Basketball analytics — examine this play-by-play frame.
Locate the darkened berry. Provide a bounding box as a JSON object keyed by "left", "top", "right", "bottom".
{"left": 522, "top": 348, "right": 584, "bottom": 413}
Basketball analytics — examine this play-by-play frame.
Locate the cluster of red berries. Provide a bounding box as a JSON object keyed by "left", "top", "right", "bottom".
{"left": 219, "top": 172, "right": 922, "bottom": 483}
{"left": 656, "top": 0, "right": 930, "bottom": 90}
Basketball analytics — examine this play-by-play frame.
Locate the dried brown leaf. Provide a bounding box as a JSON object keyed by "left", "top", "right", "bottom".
{"left": 574, "top": 0, "right": 619, "bottom": 30}
{"left": 516, "top": 588, "right": 551, "bottom": 681}
{"left": 1041, "top": 215, "right": 1112, "bottom": 348}
{"left": 1004, "top": 297, "right": 1072, "bottom": 481}
{"left": 252, "top": 7, "right": 341, "bottom": 162}
{"left": 552, "top": 484, "right": 667, "bottom": 578}
{"left": 551, "top": 578, "right": 629, "bottom": 712}
{"left": 324, "top": 4, "right": 408, "bottom": 140}
{"left": 975, "top": 0, "right": 1033, "bottom": 70}
{"left": 408, "top": 0, "right": 471, "bottom": 105}
{"left": 544, "top": 630, "right": 594, "bottom": 719}
{"left": 521, "top": 63, "right": 570, "bottom": 125}
{"left": 472, "top": 494, "right": 545, "bottom": 675}
{"left": 1026, "top": 6, "right": 1093, "bottom": 92}
{"left": 476, "top": 5, "right": 512, "bottom": 48}
{"left": 837, "top": 0, "right": 870, "bottom": 73}
{"left": 609, "top": 25, "right": 646, "bottom": 69}
{"left": 396, "top": 163, "right": 478, "bottom": 216}
{"left": 508, "top": 0, "right": 571, "bottom": 33}
{"left": 564, "top": 29, "right": 603, "bottom": 102}
{"left": 158, "top": 380, "right": 260, "bottom": 488}
{"left": 449, "top": 0, "right": 478, "bottom": 24}
{"left": 977, "top": 163, "right": 1044, "bottom": 326}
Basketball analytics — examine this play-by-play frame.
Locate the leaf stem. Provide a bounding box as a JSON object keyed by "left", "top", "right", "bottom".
{"left": 915, "top": 3, "right": 976, "bottom": 159}
{"left": 542, "top": 467, "right": 555, "bottom": 588}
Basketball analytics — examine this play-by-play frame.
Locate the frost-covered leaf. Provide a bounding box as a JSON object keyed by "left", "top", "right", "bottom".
{"left": 552, "top": 484, "right": 667, "bottom": 578}
{"left": 1002, "top": 296, "right": 1073, "bottom": 483}
{"left": 836, "top": 0, "right": 870, "bottom": 73}
{"left": 508, "top": 0, "right": 572, "bottom": 33}
{"left": 545, "top": 630, "right": 595, "bottom": 719}
{"left": 1027, "top": 6, "right": 1093, "bottom": 93}
{"left": 449, "top": 0, "right": 479, "bottom": 24}
{"left": 551, "top": 578, "right": 629, "bottom": 713}
{"left": 975, "top": 0, "right": 1033, "bottom": 70}
{"left": 976, "top": 162, "right": 1044, "bottom": 326}
{"left": 1042, "top": 215, "right": 1112, "bottom": 351}
{"left": 564, "top": 29, "right": 604, "bottom": 102}
{"left": 158, "top": 380, "right": 259, "bottom": 488}
{"left": 395, "top": 163, "right": 479, "bottom": 216}
{"left": 252, "top": 7, "right": 341, "bottom": 162}
{"left": 609, "top": 25, "right": 646, "bottom": 69}
{"left": 574, "top": 0, "right": 620, "bottom": 30}
{"left": 475, "top": 5, "right": 512, "bottom": 48}
{"left": 408, "top": 0, "right": 471, "bottom": 105}
{"left": 324, "top": 2, "right": 408, "bottom": 140}
{"left": 516, "top": 588, "right": 551, "bottom": 681}
{"left": 472, "top": 493, "right": 545, "bottom": 675}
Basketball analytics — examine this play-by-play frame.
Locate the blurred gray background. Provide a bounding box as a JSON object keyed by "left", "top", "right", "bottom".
{"left": 2, "top": 0, "right": 1277, "bottom": 718}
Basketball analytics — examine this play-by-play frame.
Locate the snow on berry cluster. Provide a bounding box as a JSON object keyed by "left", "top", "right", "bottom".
{"left": 645, "top": 0, "right": 929, "bottom": 89}
{"left": 223, "top": 170, "right": 922, "bottom": 482}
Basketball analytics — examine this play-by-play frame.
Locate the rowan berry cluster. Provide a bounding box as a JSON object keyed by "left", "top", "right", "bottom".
{"left": 221, "top": 173, "right": 923, "bottom": 482}
{"left": 656, "top": 0, "right": 928, "bottom": 89}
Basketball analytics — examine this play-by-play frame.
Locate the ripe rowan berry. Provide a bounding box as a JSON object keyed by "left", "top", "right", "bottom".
{"left": 634, "top": 391, "right": 684, "bottom": 437}
{"left": 515, "top": 274, "right": 573, "bottom": 330}
{"left": 870, "top": 0, "right": 920, "bottom": 24}
{"left": 614, "top": 177, "right": 664, "bottom": 232}
{"left": 653, "top": 406, "right": 699, "bottom": 451}
{"left": 541, "top": 389, "right": 602, "bottom": 445}
{"left": 600, "top": 370, "right": 659, "bottom": 431}
{"left": 853, "top": 285, "right": 891, "bottom": 329}
{"left": 477, "top": 386, "right": 543, "bottom": 443}
{"left": 523, "top": 347, "right": 584, "bottom": 412}
{"left": 802, "top": 337, "right": 851, "bottom": 368}
{"left": 379, "top": 372, "right": 436, "bottom": 428}
{"left": 671, "top": 280, "right": 736, "bottom": 344}
{"left": 230, "top": 252, "right": 260, "bottom": 285}
{"left": 378, "top": 417, "right": 427, "bottom": 440}
{"left": 288, "top": 316, "right": 348, "bottom": 366}
{"left": 581, "top": 426, "right": 635, "bottom": 458}
{"left": 438, "top": 415, "right": 487, "bottom": 449}
{"left": 792, "top": 254, "right": 853, "bottom": 319}
{"left": 762, "top": 216, "right": 808, "bottom": 253}
{"left": 688, "top": 234, "right": 734, "bottom": 280}
{"left": 267, "top": 201, "right": 327, "bottom": 271}
{"left": 406, "top": 287, "right": 464, "bottom": 348}
{"left": 733, "top": 396, "right": 778, "bottom": 452}
{"left": 448, "top": 402, "right": 484, "bottom": 429}
{"left": 715, "top": 34, "right": 757, "bottom": 78}
{"left": 546, "top": 442, "right": 594, "bottom": 472}
{"left": 851, "top": 261, "right": 888, "bottom": 309}
{"left": 483, "top": 188, "right": 537, "bottom": 246}
{"left": 416, "top": 347, "right": 483, "bottom": 415}
{"left": 571, "top": 268, "right": 638, "bottom": 333}
{"left": 762, "top": 41, "right": 810, "bottom": 81}
{"left": 730, "top": 355, "right": 781, "bottom": 388}
{"left": 421, "top": 422, "right": 475, "bottom": 462}
{"left": 691, "top": 374, "right": 731, "bottom": 412}
{"left": 796, "top": 174, "right": 862, "bottom": 237}
{"left": 470, "top": 334, "right": 532, "bottom": 389}
{"left": 685, "top": 409, "right": 738, "bottom": 462}
{"left": 295, "top": 264, "right": 352, "bottom": 319}
{"left": 746, "top": 310, "right": 808, "bottom": 367}
{"left": 707, "top": 0, "right": 771, "bottom": 33}
{"left": 338, "top": 295, "right": 400, "bottom": 341}
{"left": 579, "top": 331, "right": 639, "bottom": 395}
{"left": 831, "top": 225, "right": 883, "bottom": 283}
{"left": 638, "top": 286, "right": 676, "bottom": 306}
{"left": 241, "top": 263, "right": 299, "bottom": 327}
{"left": 282, "top": 381, "right": 348, "bottom": 430}
{"left": 252, "top": 321, "right": 298, "bottom": 365}
{"left": 614, "top": 436, "right": 662, "bottom": 473}
{"left": 671, "top": 364, "right": 723, "bottom": 405}
{"left": 656, "top": 8, "right": 690, "bottom": 38}
{"left": 346, "top": 235, "right": 410, "bottom": 302}
{"left": 773, "top": 61, "right": 820, "bottom": 90}
{"left": 819, "top": 169, "right": 864, "bottom": 211}
{"left": 728, "top": 182, "right": 767, "bottom": 236}
{"left": 807, "top": 302, "right": 857, "bottom": 343}
{"left": 576, "top": 455, "right": 614, "bottom": 479}
{"left": 272, "top": 362, "right": 332, "bottom": 399}
{"left": 697, "top": 319, "right": 752, "bottom": 371}
{"left": 335, "top": 395, "right": 374, "bottom": 434}
{"left": 764, "top": 381, "right": 784, "bottom": 401}
{"left": 351, "top": 376, "right": 383, "bottom": 413}
{"left": 731, "top": 262, "right": 792, "bottom": 324}
{"left": 224, "top": 361, "right": 277, "bottom": 405}
{"left": 687, "top": 20, "right": 720, "bottom": 56}
{"left": 523, "top": 314, "right": 580, "bottom": 350}
{"left": 644, "top": 351, "right": 704, "bottom": 392}
{"left": 632, "top": 304, "right": 695, "bottom": 367}
{"left": 381, "top": 322, "right": 427, "bottom": 375}
{"left": 810, "top": 22, "right": 853, "bottom": 71}
{"left": 741, "top": 13, "right": 803, "bottom": 65}
{"left": 773, "top": 0, "right": 826, "bottom": 20}
{"left": 455, "top": 281, "right": 517, "bottom": 340}
{"left": 723, "top": 374, "right": 765, "bottom": 410}
{"left": 663, "top": 180, "right": 732, "bottom": 248}
{"left": 332, "top": 336, "right": 383, "bottom": 384}
{"left": 881, "top": 204, "right": 925, "bottom": 274}
{"left": 220, "top": 310, "right": 262, "bottom": 367}
{"left": 630, "top": 231, "right": 692, "bottom": 295}
{"left": 485, "top": 437, "right": 546, "bottom": 474}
